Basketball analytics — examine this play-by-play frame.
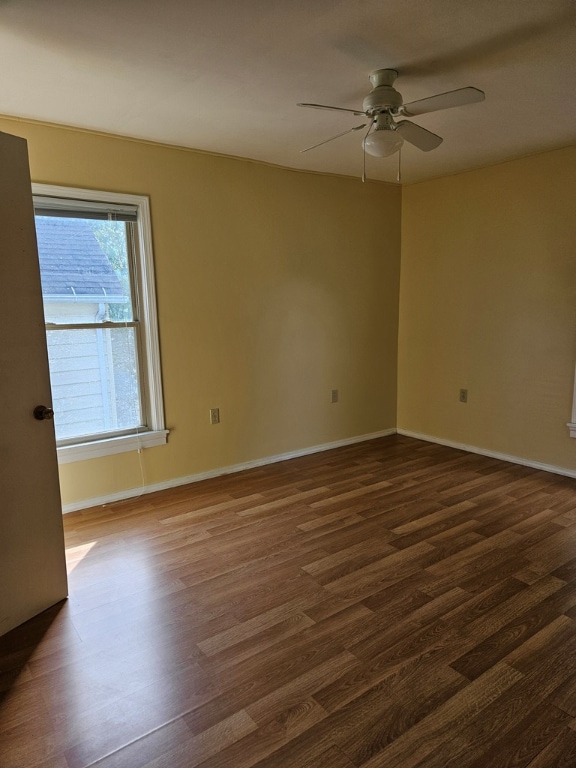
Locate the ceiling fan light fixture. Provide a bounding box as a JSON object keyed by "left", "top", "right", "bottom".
{"left": 297, "top": 69, "right": 484, "bottom": 165}
{"left": 363, "top": 128, "right": 404, "bottom": 158}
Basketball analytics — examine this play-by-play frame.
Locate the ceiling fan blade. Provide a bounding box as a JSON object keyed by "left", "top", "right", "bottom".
{"left": 300, "top": 124, "right": 367, "bottom": 153}
{"left": 395, "top": 121, "right": 443, "bottom": 152}
{"left": 297, "top": 103, "right": 366, "bottom": 116}
{"left": 400, "top": 87, "right": 485, "bottom": 117}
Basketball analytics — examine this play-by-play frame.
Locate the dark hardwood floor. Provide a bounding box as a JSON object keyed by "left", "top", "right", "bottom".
{"left": 3, "top": 435, "right": 576, "bottom": 767}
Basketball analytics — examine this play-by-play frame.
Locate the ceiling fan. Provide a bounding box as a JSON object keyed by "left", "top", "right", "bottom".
{"left": 298, "top": 69, "right": 485, "bottom": 158}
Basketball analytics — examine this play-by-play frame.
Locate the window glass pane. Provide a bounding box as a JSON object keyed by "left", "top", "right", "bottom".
{"left": 35, "top": 216, "right": 133, "bottom": 323}
{"left": 46, "top": 327, "right": 143, "bottom": 441}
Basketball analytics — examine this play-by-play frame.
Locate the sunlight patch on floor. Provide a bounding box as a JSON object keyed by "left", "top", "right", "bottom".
{"left": 65, "top": 541, "right": 98, "bottom": 574}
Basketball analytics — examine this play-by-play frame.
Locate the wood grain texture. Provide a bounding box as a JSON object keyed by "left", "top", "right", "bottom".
{"left": 2, "top": 434, "right": 576, "bottom": 767}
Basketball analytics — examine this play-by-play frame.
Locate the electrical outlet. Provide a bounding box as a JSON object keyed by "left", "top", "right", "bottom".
{"left": 459, "top": 389, "right": 468, "bottom": 403}
{"left": 210, "top": 408, "right": 220, "bottom": 424}
{"left": 331, "top": 389, "right": 339, "bottom": 403}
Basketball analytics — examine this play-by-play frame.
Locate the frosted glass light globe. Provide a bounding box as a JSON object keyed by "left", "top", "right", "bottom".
{"left": 364, "top": 130, "right": 404, "bottom": 157}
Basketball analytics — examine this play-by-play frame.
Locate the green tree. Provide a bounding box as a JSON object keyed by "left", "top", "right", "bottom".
{"left": 90, "top": 220, "right": 131, "bottom": 321}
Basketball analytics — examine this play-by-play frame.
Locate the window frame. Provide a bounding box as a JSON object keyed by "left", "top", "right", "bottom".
{"left": 32, "top": 183, "right": 168, "bottom": 464}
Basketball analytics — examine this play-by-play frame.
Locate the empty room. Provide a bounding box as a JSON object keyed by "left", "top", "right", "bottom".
{"left": 1, "top": 1, "right": 576, "bottom": 766}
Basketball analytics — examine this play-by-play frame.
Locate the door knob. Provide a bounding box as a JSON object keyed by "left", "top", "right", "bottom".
{"left": 33, "top": 405, "right": 54, "bottom": 420}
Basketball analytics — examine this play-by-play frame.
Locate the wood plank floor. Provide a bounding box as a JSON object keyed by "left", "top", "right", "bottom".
{"left": 3, "top": 435, "right": 576, "bottom": 767}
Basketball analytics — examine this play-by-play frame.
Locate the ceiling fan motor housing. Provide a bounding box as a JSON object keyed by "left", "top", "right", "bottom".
{"left": 363, "top": 69, "right": 403, "bottom": 115}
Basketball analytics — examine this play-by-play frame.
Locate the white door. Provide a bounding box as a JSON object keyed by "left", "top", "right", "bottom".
{"left": 0, "top": 131, "right": 68, "bottom": 637}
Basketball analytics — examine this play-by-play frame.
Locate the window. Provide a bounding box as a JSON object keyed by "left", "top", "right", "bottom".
{"left": 33, "top": 184, "right": 167, "bottom": 463}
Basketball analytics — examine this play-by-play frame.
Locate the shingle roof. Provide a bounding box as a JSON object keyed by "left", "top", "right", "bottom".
{"left": 35, "top": 217, "right": 126, "bottom": 299}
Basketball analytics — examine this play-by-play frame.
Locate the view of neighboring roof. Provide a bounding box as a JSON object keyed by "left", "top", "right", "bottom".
{"left": 35, "top": 217, "right": 126, "bottom": 299}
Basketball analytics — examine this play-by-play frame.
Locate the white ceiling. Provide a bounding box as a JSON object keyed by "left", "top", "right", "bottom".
{"left": 1, "top": 0, "right": 575, "bottom": 183}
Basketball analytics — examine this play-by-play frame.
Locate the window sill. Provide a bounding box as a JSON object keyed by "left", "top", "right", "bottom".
{"left": 57, "top": 430, "right": 169, "bottom": 464}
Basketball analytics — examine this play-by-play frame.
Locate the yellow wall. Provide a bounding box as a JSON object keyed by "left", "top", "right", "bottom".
{"left": 0, "top": 118, "right": 401, "bottom": 506}
{"left": 398, "top": 147, "right": 576, "bottom": 471}
{"left": 4, "top": 114, "right": 574, "bottom": 504}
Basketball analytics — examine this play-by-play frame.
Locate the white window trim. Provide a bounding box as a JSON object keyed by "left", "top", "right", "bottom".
{"left": 33, "top": 183, "right": 168, "bottom": 463}
{"left": 57, "top": 429, "right": 169, "bottom": 464}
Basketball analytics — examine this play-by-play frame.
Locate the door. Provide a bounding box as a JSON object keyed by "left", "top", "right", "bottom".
{"left": 0, "top": 131, "right": 68, "bottom": 637}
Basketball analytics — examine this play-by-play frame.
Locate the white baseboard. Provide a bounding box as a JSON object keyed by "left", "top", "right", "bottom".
{"left": 397, "top": 428, "right": 576, "bottom": 480}
{"left": 61, "top": 428, "right": 397, "bottom": 514}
